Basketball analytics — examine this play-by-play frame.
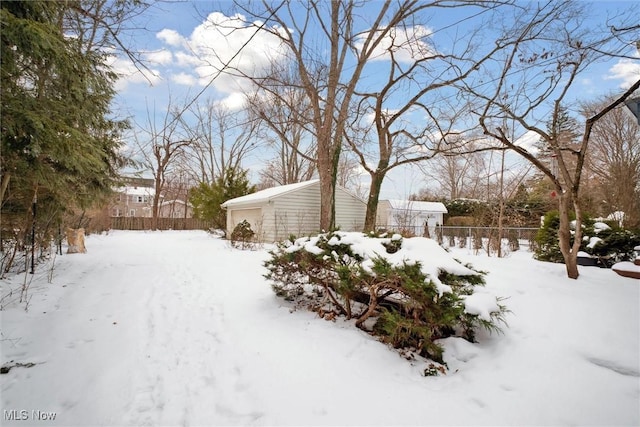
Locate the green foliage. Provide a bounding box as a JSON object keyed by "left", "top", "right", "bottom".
{"left": 535, "top": 212, "right": 639, "bottom": 267}
{"left": 230, "top": 220, "right": 256, "bottom": 250}
{"left": 534, "top": 211, "right": 565, "bottom": 263}
{"left": 1, "top": 1, "right": 132, "bottom": 269}
{"left": 189, "top": 167, "right": 256, "bottom": 230}
{"left": 537, "top": 105, "right": 580, "bottom": 155}
{"left": 583, "top": 227, "right": 640, "bottom": 268}
{"left": 374, "top": 309, "right": 444, "bottom": 362}
{"left": 444, "top": 199, "right": 486, "bottom": 217}
{"left": 506, "top": 182, "right": 554, "bottom": 226}
{"left": 1, "top": 1, "right": 128, "bottom": 208}
{"left": 264, "top": 231, "right": 508, "bottom": 367}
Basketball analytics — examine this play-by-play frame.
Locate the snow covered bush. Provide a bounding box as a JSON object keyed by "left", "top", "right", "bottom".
{"left": 230, "top": 220, "right": 255, "bottom": 250}
{"left": 264, "top": 231, "right": 508, "bottom": 365}
{"left": 582, "top": 226, "right": 640, "bottom": 268}
{"left": 535, "top": 212, "right": 640, "bottom": 267}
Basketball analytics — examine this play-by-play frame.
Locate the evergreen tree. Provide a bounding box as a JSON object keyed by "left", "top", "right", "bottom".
{"left": 536, "top": 105, "right": 581, "bottom": 155}
{"left": 190, "top": 168, "right": 256, "bottom": 229}
{"left": 1, "top": 1, "right": 128, "bottom": 226}
{"left": 534, "top": 105, "right": 581, "bottom": 182}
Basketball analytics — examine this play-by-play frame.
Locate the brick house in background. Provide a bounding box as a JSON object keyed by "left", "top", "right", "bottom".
{"left": 110, "top": 177, "right": 194, "bottom": 219}
{"left": 111, "top": 177, "right": 155, "bottom": 218}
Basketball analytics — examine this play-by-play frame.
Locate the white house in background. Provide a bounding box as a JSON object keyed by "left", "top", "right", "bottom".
{"left": 111, "top": 185, "right": 155, "bottom": 218}
{"left": 376, "top": 199, "right": 448, "bottom": 235}
{"left": 221, "top": 179, "right": 366, "bottom": 242}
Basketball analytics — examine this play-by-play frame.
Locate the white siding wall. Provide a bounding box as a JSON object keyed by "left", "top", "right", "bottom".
{"left": 334, "top": 188, "right": 366, "bottom": 233}
{"left": 226, "top": 182, "right": 367, "bottom": 242}
{"left": 375, "top": 201, "right": 392, "bottom": 228}
{"left": 267, "top": 184, "right": 321, "bottom": 241}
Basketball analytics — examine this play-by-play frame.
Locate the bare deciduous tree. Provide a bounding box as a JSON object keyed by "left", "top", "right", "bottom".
{"left": 136, "top": 101, "right": 192, "bottom": 229}
{"left": 347, "top": 3, "right": 522, "bottom": 231}
{"left": 581, "top": 98, "right": 640, "bottom": 228}
{"left": 182, "top": 99, "right": 260, "bottom": 185}
{"left": 246, "top": 81, "right": 316, "bottom": 187}
{"left": 162, "top": 169, "right": 196, "bottom": 219}
{"left": 419, "top": 142, "right": 489, "bottom": 200}
{"left": 64, "top": 0, "right": 154, "bottom": 71}
{"left": 236, "top": 0, "right": 451, "bottom": 230}
{"left": 461, "top": 0, "right": 640, "bottom": 278}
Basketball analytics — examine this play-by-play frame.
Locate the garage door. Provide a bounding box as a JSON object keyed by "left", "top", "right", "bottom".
{"left": 230, "top": 208, "right": 263, "bottom": 237}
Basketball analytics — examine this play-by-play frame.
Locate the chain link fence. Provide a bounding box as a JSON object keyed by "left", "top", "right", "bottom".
{"left": 376, "top": 224, "right": 539, "bottom": 253}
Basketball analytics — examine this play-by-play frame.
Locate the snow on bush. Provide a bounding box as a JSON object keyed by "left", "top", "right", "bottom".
{"left": 537, "top": 212, "right": 640, "bottom": 267}
{"left": 264, "top": 231, "right": 508, "bottom": 370}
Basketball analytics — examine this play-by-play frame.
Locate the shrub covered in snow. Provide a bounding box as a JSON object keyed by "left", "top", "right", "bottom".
{"left": 535, "top": 211, "right": 640, "bottom": 267}
{"left": 264, "top": 231, "right": 508, "bottom": 365}
{"left": 582, "top": 227, "right": 640, "bottom": 268}
{"left": 230, "top": 220, "right": 255, "bottom": 250}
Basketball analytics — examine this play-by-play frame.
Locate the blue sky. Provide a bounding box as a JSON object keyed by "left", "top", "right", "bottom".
{"left": 111, "top": 1, "right": 640, "bottom": 199}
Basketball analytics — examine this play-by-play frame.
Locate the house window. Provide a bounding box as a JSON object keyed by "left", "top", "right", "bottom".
{"left": 136, "top": 196, "right": 144, "bottom": 203}
{"left": 112, "top": 208, "right": 120, "bottom": 217}
{"left": 129, "top": 209, "right": 136, "bottom": 217}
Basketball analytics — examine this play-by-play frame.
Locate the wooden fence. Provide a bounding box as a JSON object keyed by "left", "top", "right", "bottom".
{"left": 109, "top": 217, "right": 215, "bottom": 231}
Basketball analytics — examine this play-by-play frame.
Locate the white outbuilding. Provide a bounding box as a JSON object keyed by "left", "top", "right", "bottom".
{"left": 376, "top": 199, "right": 448, "bottom": 235}
{"left": 221, "top": 179, "right": 366, "bottom": 242}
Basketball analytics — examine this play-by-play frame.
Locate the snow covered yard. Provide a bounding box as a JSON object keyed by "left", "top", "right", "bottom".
{"left": 1, "top": 230, "right": 638, "bottom": 426}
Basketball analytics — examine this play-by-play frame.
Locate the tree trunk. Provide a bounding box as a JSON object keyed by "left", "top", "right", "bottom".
{"left": 364, "top": 171, "right": 386, "bottom": 232}
{"left": 0, "top": 172, "right": 10, "bottom": 206}
{"left": 318, "top": 151, "right": 333, "bottom": 232}
{"left": 557, "top": 192, "right": 579, "bottom": 279}
{"left": 152, "top": 170, "right": 162, "bottom": 231}
{"left": 497, "top": 150, "right": 506, "bottom": 257}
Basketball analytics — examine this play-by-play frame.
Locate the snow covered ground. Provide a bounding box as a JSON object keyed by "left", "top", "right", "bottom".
{"left": 1, "top": 230, "right": 638, "bottom": 426}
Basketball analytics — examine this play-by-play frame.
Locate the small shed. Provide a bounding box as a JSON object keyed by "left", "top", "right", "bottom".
{"left": 221, "top": 179, "right": 366, "bottom": 242}
{"left": 376, "top": 199, "right": 447, "bottom": 235}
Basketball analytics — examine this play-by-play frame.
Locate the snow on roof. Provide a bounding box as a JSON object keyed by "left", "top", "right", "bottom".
{"left": 221, "top": 179, "right": 319, "bottom": 208}
{"left": 160, "top": 199, "right": 191, "bottom": 207}
{"left": 116, "top": 186, "right": 155, "bottom": 196}
{"left": 385, "top": 199, "right": 448, "bottom": 214}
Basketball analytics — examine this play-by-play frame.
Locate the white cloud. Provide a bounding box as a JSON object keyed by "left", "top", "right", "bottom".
{"left": 156, "top": 29, "right": 185, "bottom": 47}
{"left": 606, "top": 55, "right": 640, "bottom": 88}
{"left": 171, "top": 72, "right": 198, "bottom": 86}
{"left": 174, "top": 51, "right": 201, "bottom": 68}
{"left": 514, "top": 130, "right": 540, "bottom": 154}
{"left": 107, "top": 55, "right": 162, "bottom": 91}
{"left": 355, "top": 25, "right": 434, "bottom": 63}
{"left": 218, "top": 92, "right": 247, "bottom": 111}
{"left": 155, "top": 11, "right": 289, "bottom": 95}
{"left": 144, "top": 50, "right": 173, "bottom": 66}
